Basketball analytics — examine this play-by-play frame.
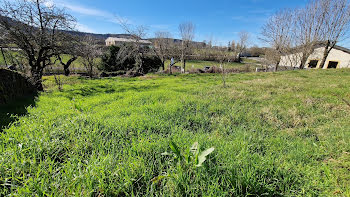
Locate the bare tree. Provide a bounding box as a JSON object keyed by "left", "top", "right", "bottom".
{"left": 261, "top": 10, "right": 294, "bottom": 71}
{"left": 231, "top": 40, "right": 236, "bottom": 52}
{"left": 293, "top": 0, "right": 330, "bottom": 69}
{"left": 79, "top": 36, "right": 101, "bottom": 78}
{"left": 57, "top": 55, "right": 78, "bottom": 76}
{"left": 207, "top": 35, "right": 213, "bottom": 49}
{"left": 0, "top": 0, "right": 76, "bottom": 90}
{"left": 56, "top": 38, "right": 81, "bottom": 76}
{"left": 318, "top": 0, "right": 350, "bottom": 68}
{"left": 262, "top": 0, "right": 350, "bottom": 70}
{"left": 168, "top": 42, "right": 182, "bottom": 74}
{"left": 237, "top": 31, "right": 250, "bottom": 54}
{"left": 263, "top": 48, "right": 282, "bottom": 71}
{"left": 117, "top": 18, "right": 149, "bottom": 74}
{"left": 152, "top": 31, "right": 172, "bottom": 71}
{"left": 179, "top": 22, "right": 195, "bottom": 72}
{"left": 217, "top": 50, "right": 231, "bottom": 88}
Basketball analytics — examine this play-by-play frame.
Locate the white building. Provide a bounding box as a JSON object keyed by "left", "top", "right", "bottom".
{"left": 280, "top": 44, "right": 350, "bottom": 69}
{"left": 105, "top": 37, "right": 152, "bottom": 46}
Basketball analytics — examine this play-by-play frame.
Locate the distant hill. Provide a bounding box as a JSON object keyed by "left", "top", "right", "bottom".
{"left": 76, "top": 32, "right": 206, "bottom": 47}
{"left": 1, "top": 16, "right": 205, "bottom": 46}
{"left": 77, "top": 33, "right": 206, "bottom": 47}
{"left": 65, "top": 31, "right": 133, "bottom": 41}
{"left": 0, "top": 15, "right": 132, "bottom": 43}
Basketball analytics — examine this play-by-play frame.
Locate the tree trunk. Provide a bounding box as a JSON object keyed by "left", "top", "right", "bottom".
{"left": 89, "top": 64, "right": 93, "bottom": 79}
{"left": 62, "top": 57, "right": 77, "bottom": 76}
{"left": 319, "top": 41, "right": 332, "bottom": 69}
{"left": 183, "top": 59, "right": 186, "bottom": 73}
{"left": 181, "top": 43, "right": 185, "bottom": 73}
{"left": 299, "top": 54, "right": 308, "bottom": 69}
{"left": 274, "top": 60, "right": 280, "bottom": 72}
{"left": 64, "top": 65, "right": 71, "bottom": 76}
{"left": 31, "top": 67, "right": 44, "bottom": 91}
{"left": 181, "top": 57, "right": 184, "bottom": 72}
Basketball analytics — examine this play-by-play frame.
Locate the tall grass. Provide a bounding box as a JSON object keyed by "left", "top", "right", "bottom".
{"left": 1, "top": 70, "right": 350, "bottom": 196}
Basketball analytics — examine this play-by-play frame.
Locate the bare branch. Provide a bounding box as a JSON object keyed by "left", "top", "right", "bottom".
{"left": 0, "top": 0, "right": 76, "bottom": 90}
{"left": 178, "top": 21, "right": 195, "bottom": 72}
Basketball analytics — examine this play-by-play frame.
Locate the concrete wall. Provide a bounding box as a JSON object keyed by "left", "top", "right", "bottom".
{"left": 280, "top": 52, "right": 303, "bottom": 68}
{"left": 280, "top": 47, "right": 350, "bottom": 69}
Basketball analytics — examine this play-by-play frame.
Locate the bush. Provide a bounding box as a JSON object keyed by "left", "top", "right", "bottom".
{"left": 142, "top": 55, "right": 163, "bottom": 73}
{"left": 100, "top": 45, "right": 162, "bottom": 74}
{"left": 100, "top": 45, "right": 135, "bottom": 72}
{"left": 99, "top": 71, "right": 127, "bottom": 78}
{"left": 125, "top": 70, "right": 144, "bottom": 77}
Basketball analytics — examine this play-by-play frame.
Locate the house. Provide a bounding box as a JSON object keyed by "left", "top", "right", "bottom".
{"left": 148, "top": 38, "right": 206, "bottom": 49}
{"left": 280, "top": 44, "right": 350, "bottom": 69}
{"left": 105, "top": 37, "right": 152, "bottom": 46}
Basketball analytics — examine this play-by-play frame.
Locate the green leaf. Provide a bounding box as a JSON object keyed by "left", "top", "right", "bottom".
{"left": 190, "top": 142, "right": 200, "bottom": 164}
{"left": 196, "top": 147, "right": 215, "bottom": 167}
{"left": 151, "top": 175, "right": 167, "bottom": 184}
{"left": 190, "top": 142, "right": 199, "bottom": 155}
{"left": 169, "top": 140, "right": 182, "bottom": 161}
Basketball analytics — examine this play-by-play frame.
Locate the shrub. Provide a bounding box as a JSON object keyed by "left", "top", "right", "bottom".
{"left": 100, "top": 45, "right": 135, "bottom": 72}
{"left": 100, "top": 45, "right": 162, "bottom": 74}
{"left": 99, "top": 71, "right": 127, "bottom": 78}
{"left": 141, "top": 55, "right": 163, "bottom": 73}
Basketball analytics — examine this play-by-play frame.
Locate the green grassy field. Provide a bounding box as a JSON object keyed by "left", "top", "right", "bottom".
{"left": 0, "top": 50, "right": 13, "bottom": 67}
{"left": 1, "top": 70, "right": 350, "bottom": 196}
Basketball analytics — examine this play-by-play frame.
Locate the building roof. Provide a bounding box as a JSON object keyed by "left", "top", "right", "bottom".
{"left": 281, "top": 42, "right": 350, "bottom": 56}
{"left": 106, "top": 37, "right": 152, "bottom": 44}
{"left": 329, "top": 45, "right": 350, "bottom": 54}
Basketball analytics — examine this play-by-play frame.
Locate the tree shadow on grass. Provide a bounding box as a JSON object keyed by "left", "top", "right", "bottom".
{"left": 0, "top": 93, "right": 37, "bottom": 132}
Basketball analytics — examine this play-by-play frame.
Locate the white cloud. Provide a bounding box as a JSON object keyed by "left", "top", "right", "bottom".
{"left": 62, "top": 3, "right": 111, "bottom": 18}
{"left": 75, "top": 23, "right": 96, "bottom": 33}
{"left": 52, "top": 0, "right": 131, "bottom": 25}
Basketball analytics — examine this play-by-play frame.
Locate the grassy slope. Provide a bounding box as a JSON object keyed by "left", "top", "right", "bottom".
{"left": 1, "top": 70, "right": 350, "bottom": 196}
{"left": 0, "top": 95, "right": 36, "bottom": 132}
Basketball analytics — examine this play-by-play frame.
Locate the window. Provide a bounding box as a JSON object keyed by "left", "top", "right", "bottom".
{"left": 308, "top": 60, "right": 319, "bottom": 68}
{"left": 327, "top": 61, "right": 339, "bottom": 69}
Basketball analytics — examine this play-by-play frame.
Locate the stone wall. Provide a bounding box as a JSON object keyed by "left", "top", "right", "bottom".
{"left": 0, "top": 69, "right": 37, "bottom": 104}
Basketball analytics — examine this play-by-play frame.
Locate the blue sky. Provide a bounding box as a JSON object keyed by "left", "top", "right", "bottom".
{"left": 51, "top": 0, "right": 310, "bottom": 46}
